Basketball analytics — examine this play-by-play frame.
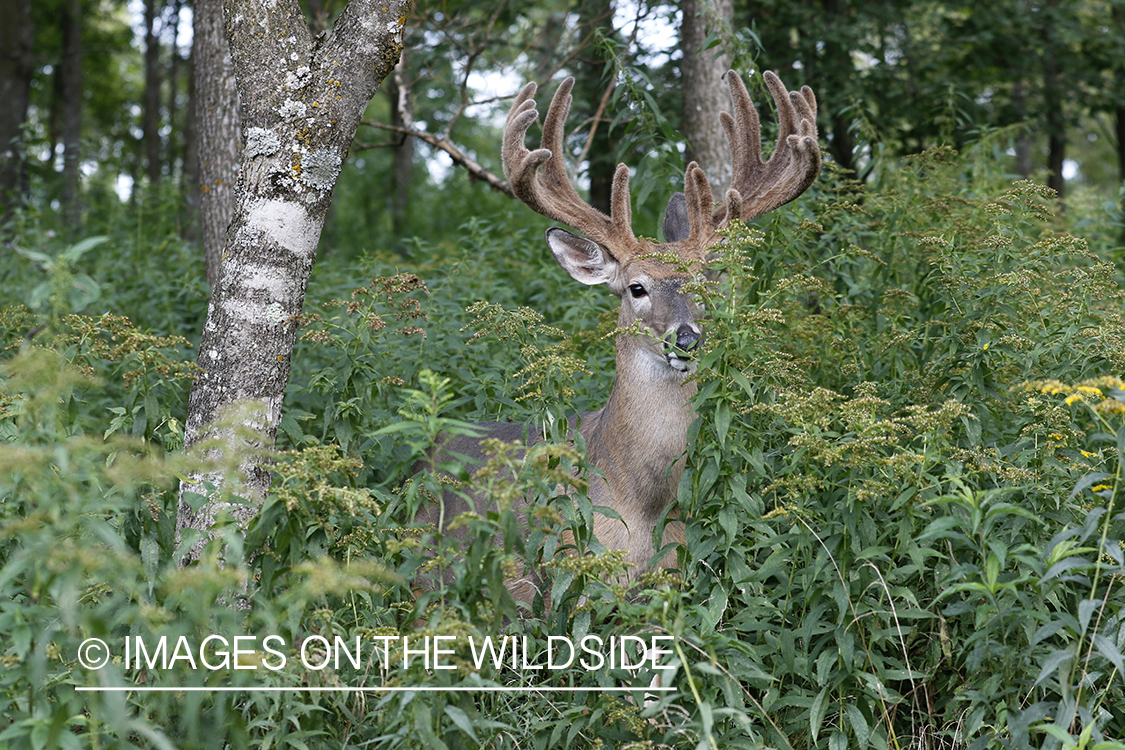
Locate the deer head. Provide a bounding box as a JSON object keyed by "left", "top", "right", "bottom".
{"left": 502, "top": 70, "right": 820, "bottom": 376}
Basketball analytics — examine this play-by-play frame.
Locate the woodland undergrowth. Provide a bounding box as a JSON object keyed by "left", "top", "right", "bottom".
{"left": 1, "top": 149, "right": 1124, "bottom": 749}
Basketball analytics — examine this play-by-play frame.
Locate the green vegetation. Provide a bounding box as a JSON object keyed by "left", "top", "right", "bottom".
{"left": 2, "top": 144, "right": 1124, "bottom": 748}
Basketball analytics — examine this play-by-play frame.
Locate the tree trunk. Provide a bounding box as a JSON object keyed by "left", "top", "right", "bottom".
{"left": 0, "top": 0, "right": 32, "bottom": 219}
{"left": 168, "top": 0, "right": 184, "bottom": 178}
{"left": 387, "top": 52, "right": 413, "bottom": 240}
{"left": 1013, "top": 79, "right": 1032, "bottom": 178}
{"left": 1042, "top": 0, "right": 1065, "bottom": 200}
{"left": 1046, "top": 131, "right": 1065, "bottom": 199}
{"left": 181, "top": 47, "right": 200, "bottom": 242}
{"left": 59, "top": 0, "right": 82, "bottom": 230}
{"left": 1115, "top": 5, "right": 1125, "bottom": 244}
{"left": 680, "top": 0, "right": 734, "bottom": 191}
{"left": 1118, "top": 106, "right": 1125, "bottom": 244}
{"left": 820, "top": 0, "right": 855, "bottom": 176}
{"left": 192, "top": 0, "right": 240, "bottom": 287}
{"left": 143, "top": 0, "right": 163, "bottom": 185}
{"left": 176, "top": 0, "right": 412, "bottom": 559}
{"left": 575, "top": 0, "right": 616, "bottom": 215}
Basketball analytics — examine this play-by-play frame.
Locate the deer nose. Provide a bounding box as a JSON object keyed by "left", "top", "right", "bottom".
{"left": 675, "top": 325, "right": 701, "bottom": 352}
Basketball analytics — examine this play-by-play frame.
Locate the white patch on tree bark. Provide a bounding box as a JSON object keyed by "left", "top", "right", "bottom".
{"left": 286, "top": 66, "right": 311, "bottom": 89}
{"left": 301, "top": 149, "right": 341, "bottom": 191}
{"left": 278, "top": 99, "right": 307, "bottom": 118}
{"left": 245, "top": 198, "right": 319, "bottom": 257}
{"left": 245, "top": 127, "right": 281, "bottom": 157}
{"left": 221, "top": 295, "right": 287, "bottom": 324}
{"left": 240, "top": 264, "right": 290, "bottom": 297}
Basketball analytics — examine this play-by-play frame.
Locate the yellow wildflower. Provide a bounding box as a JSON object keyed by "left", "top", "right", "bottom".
{"left": 1036, "top": 380, "right": 1071, "bottom": 396}
{"left": 1096, "top": 399, "right": 1125, "bottom": 415}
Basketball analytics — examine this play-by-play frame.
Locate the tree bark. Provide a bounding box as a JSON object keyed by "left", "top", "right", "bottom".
{"left": 144, "top": 0, "right": 163, "bottom": 185}
{"left": 59, "top": 0, "right": 83, "bottom": 230}
{"left": 575, "top": 0, "right": 616, "bottom": 215}
{"left": 1046, "top": 130, "right": 1065, "bottom": 199}
{"left": 819, "top": 0, "right": 855, "bottom": 176}
{"left": 1118, "top": 106, "right": 1125, "bottom": 244}
{"left": 680, "top": 0, "right": 733, "bottom": 191}
{"left": 387, "top": 52, "right": 413, "bottom": 240}
{"left": 168, "top": 0, "right": 184, "bottom": 176}
{"left": 0, "top": 0, "right": 32, "bottom": 219}
{"left": 181, "top": 47, "right": 200, "bottom": 241}
{"left": 1114, "top": 3, "right": 1125, "bottom": 244}
{"left": 1012, "top": 79, "right": 1032, "bottom": 178}
{"left": 192, "top": 0, "right": 240, "bottom": 287}
{"left": 176, "top": 0, "right": 412, "bottom": 559}
{"left": 1042, "top": 0, "right": 1065, "bottom": 200}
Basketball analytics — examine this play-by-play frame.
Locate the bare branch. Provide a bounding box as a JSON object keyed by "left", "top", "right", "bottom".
{"left": 574, "top": 75, "right": 616, "bottom": 176}
{"left": 572, "top": 2, "right": 646, "bottom": 179}
{"left": 359, "top": 120, "right": 514, "bottom": 197}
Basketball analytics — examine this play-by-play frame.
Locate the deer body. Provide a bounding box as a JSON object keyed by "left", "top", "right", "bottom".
{"left": 421, "top": 70, "right": 820, "bottom": 599}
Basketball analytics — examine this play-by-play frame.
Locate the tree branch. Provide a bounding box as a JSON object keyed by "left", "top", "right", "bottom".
{"left": 358, "top": 120, "right": 514, "bottom": 197}
{"left": 321, "top": 0, "right": 411, "bottom": 130}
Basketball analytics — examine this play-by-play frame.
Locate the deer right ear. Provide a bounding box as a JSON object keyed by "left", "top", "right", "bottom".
{"left": 546, "top": 227, "right": 619, "bottom": 286}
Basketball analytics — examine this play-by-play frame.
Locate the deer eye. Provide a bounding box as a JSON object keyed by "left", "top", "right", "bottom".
{"left": 628, "top": 283, "right": 647, "bottom": 299}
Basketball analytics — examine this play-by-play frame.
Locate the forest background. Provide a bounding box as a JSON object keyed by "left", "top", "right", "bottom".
{"left": 2, "top": 0, "right": 1125, "bottom": 748}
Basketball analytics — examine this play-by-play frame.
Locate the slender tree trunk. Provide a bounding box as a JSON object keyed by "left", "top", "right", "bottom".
{"left": 192, "top": 0, "right": 240, "bottom": 287}
{"left": 1013, "top": 79, "right": 1032, "bottom": 178}
{"left": 0, "top": 0, "right": 32, "bottom": 219}
{"left": 820, "top": 0, "right": 855, "bottom": 176}
{"left": 680, "top": 0, "right": 734, "bottom": 191}
{"left": 1115, "top": 4, "right": 1125, "bottom": 244}
{"left": 144, "top": 0, "right": 163, "bottom": 185}
{"left": 176, "top": 0, "right": 412, "bottom": 559}
{"left": 181, "top": 48, "right": 200, "bottom": 242}
{"left": 576, "top": 0, "right": 615, "bottom": 215}
{"left": 59, "top": 0, "right": 83, "bottom": 230}
{"left": 1117, "top": 106, "right": 1125, "bottom": 244}
{"left": 1042, "top": 0, "right": 1065, "bottom": 200}
{"left": 168, "top": 0, "right": 184, "bottom": 177}
{"left": 387, "top": 52, "right": 413, "bottom": 239}
{"left": 1046, "top": 131, "right": 1065, "bottom": 199}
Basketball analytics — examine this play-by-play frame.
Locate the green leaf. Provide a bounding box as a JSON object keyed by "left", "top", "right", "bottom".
{"left": 1069, "top": 472, "right": 1113, "bottom": 501}
{"left": 715, "top": 400, "right": 731, "bottom": 446}
{"left": 62, "top": 235, "right": 109, "bottom": 261}
{"left": 1093, "top": 633, "right": 1125, "bottom": 678}
{"left": 443, "top": 706, "right": 478, "bottom": 742}
{"left": 1033, "top": 648, "right": 1074, "bottom": 688}
{"left": 809, "top": 685, "right": 830, "bottom": 743}
{"left": 845, "top": 703, "right": 871, "bottom": 748}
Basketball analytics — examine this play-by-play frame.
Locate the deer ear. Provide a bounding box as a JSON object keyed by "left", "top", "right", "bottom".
{"left": 546, "top": 227, "right": 619, "bottom": 286}
{"left": 662, "top": 192, "right": 690, "bottom": 243}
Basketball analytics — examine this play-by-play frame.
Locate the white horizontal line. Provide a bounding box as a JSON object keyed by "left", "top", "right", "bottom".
{"left": 77, "top": 686, "right": 675, "bottom": 693}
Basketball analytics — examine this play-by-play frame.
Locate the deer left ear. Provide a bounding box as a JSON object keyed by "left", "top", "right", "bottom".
{"left": 546, "top": 227, "right": 619, "bottom": 286}
{"left": 662, "top": 192, "right": 690, "bottom": 243}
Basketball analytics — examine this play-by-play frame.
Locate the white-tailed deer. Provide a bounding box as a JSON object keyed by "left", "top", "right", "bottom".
{"left": 421, "top": 70, "right": 819, "bottom": 601}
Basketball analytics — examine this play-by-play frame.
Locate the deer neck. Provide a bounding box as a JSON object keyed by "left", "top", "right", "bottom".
{"left": 585, "top": 331, "right": 698, "bottom": 518}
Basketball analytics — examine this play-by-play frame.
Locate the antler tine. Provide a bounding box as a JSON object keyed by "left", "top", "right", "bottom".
{"left": 718, "top": 70, "right": 821, "bottom": 226}
{"left": 502, "top": 78, "right": 640, "bottom": 258}
{"left": 682, "top": 161, "right": 716, "bottom": 256}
